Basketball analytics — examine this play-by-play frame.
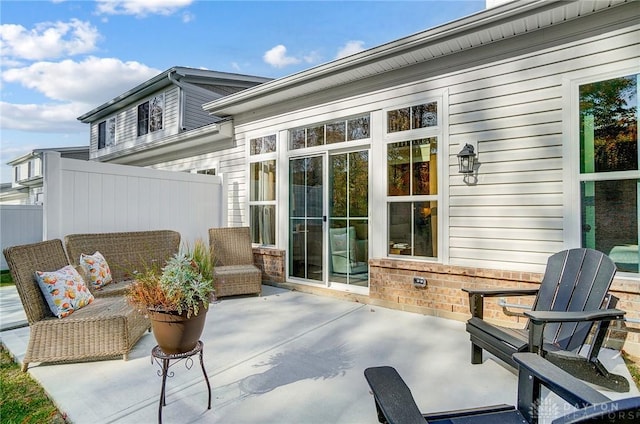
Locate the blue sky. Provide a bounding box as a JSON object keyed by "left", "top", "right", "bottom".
{"left": 0, "top": 0, "right": 486, "bottom": 183}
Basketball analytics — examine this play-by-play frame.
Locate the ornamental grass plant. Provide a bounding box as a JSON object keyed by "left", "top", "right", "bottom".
{"left": 125, "top": 239, "right": 214, "bottom": 318}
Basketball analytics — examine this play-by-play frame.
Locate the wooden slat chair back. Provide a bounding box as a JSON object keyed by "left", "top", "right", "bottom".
{"left": 464, "top": 248, "right": 629, "bottom": 392}
{"left": 530, "top": 248, "right": 616, "bottom": 352}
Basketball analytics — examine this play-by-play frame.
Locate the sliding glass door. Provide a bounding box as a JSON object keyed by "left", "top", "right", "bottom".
{"left": 288, "top": 149, "right": 369, "bottom": 289}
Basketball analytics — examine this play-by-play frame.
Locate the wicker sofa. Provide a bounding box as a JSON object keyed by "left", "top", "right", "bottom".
{"left": 65, "top": 230, "right": 181, "bottom": 297}
{"left": 209, "top": 227, "right": 262, "bottom": 297}
{"left": 3, "top": 239, "right": 150, "bottom": 371}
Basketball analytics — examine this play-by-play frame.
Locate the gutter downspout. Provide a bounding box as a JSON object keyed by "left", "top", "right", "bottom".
{"left": 167, "top": 70, "right": 186, "bottom": 132}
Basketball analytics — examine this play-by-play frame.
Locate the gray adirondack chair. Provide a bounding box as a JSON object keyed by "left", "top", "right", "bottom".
{"left": 463, "top": 248, "right": 629, "bottom": 392}
{"left": 364, "top": 353, "right": 640, "bottom": 424}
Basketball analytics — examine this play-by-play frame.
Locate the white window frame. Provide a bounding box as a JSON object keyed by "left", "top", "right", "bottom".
{"left": 137, "top": 93, "right": 164, "bottom": 137}
{"left": 383, "top": 94, "right": 444, "bottom": 262}
{"left": 563, "top": 63, "right": 640, "bottom": 278}
{"left": 98, "top": 116, "right": 117, "bottom": 149}
{"left": 248, "top": 134, "right": 278, "bottom": 246}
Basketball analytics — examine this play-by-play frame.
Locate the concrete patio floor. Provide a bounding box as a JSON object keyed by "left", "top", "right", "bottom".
{"left": 1, "top": 284, "right": 637, "bottom": 424}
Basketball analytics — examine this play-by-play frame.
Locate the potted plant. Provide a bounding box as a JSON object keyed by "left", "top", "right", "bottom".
{"left": 126, "top": 239, "right": 215, "bottom": 354}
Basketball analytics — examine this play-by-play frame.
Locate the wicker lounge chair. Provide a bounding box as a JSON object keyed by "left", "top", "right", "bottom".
{"left": 208, "top": 227, "right": 262, "bottom": 297}
{"left": 3, "top": 239, "right": 150, "bottom": 371}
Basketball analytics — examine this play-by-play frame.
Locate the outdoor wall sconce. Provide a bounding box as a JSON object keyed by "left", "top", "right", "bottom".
{"left": 457, "top": 143, "right": 476, "bottom": 174}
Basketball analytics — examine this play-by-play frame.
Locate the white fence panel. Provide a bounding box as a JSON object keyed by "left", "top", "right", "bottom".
{"left": 0, "top": 205, "right": 43, "bottom": 270}
{"left": 43, "top": 152, "right": 226, "bottom": 247}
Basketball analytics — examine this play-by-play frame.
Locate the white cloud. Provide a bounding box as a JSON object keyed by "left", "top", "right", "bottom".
{"left": 1, "top": 57, "right": 160, "bottom": 133}
{"left": 2, "top": 57, "right": 160, "bottom": 104}
{"left": 0, "top": 101, "right": 87, "bottom": 133}
{"left": 335, "top": 40, "right": 366, "bottom": 59}
{"left": 96, "top": 0, "right": 194, "bottom": 17}
{"left": 182, "top": 11, "right": 195, "bottom": 23}
{"left": 0, "top": 19, "right": 100, "bottom": 61}
{"left": 263, "top": 45, "right": 301, "bottom": 69}
{"left": 303, "top": 51, "right": 322, "bottom": 64}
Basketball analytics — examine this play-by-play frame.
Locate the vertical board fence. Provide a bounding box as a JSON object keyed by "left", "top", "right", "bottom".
{"left": 43, "top": 152, "right": 226, "bottom": 247}
{"left": 0, "top": 205, "right": 43, "bottom": 270}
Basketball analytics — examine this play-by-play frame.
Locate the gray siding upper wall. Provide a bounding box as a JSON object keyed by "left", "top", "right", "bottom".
{"left": 182, "top": 85, "right": 221, "bottom": 130}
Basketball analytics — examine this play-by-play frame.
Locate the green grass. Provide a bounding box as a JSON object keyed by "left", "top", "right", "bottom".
{"left": 0, "top": 345, "right": 67, "bottom": 424}
{"left": 0, "top": 270, "right": 13, "bottom": 287}
{"left": 623, "top": 351, "right": 640, "bottom": 390}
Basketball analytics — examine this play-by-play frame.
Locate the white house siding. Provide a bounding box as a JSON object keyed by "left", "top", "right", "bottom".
{"left": 181, "top": 85, "right": 221, "bottom": 130}
{"left": 151, "top": 138, "right": 248, "bottom": 227}
{"left": 90, "top": 86, "right": 180, "bottom": 160}
{"left": 446, "top": 23, "right": 639, "bottom": 272}
{"left": 223, "top": 6, "right": 638, "bottom": 275}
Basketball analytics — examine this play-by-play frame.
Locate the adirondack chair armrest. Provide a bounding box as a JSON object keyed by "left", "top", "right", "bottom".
{"left": 363, "top": 366, "right": 427, "bottom": 424}
{"left": 513, "top": 353, "right": 610, "bottom": 411}
{"left": 525, "top": 309, "right": 626, "bottom": 354}
{"left": 463, "top": 288, "right": 539, "bottom": 319}
{"left": 524, "top": 309, "right": 626, "bottom": 324}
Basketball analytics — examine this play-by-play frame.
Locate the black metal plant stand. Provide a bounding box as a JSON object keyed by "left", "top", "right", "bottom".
{"left": 151, "top": 341, "right": 211, "bottom": 424}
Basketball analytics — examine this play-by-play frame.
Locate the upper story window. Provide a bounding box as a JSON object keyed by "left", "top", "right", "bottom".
{"left": 578, "top": 73, "right": 638, "bottom": 273}
{"left": 98, "top": 117, "right": 116, "bottom": 149}
{"left": 137, "top": 94, "right": 164, "bottom": 136}
{"left": 385, "top": 100, "right": 440, "bottom": 259}
{"left": 249, "top": 134, "right": 277, "bottom": 245}
{"left": 289, "top": 114, "right": 370, "bottom": 150}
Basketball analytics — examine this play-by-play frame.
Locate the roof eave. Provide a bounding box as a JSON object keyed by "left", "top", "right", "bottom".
{"left": 201, "top": 0, "right": 571, "bottom": 115}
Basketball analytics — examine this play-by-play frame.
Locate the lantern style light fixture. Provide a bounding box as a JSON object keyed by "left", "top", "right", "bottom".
{"left": 457, "top": 143, "right": 476, "bottom": 174}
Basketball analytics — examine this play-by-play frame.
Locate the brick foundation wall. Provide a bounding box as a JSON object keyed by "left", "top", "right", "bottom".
{"left": 253, "top": 247, "right": 285, "bottom": 283}
{"left": 369, "top": 258, "right": 640, "bottom": 357}
{"left": 250, "top": 249, "right": 640, "bottom": 357}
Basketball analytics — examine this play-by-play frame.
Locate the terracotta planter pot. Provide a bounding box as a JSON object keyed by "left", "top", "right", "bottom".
{"left": 148, "top": 303, "right": 208, "bottom": 354}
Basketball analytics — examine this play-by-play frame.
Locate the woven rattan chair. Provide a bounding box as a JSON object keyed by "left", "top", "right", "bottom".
{"left": 65, "top": 230, "right": 181, "bottom": 297}
{"left": 3, "top": 239, "right": 150, "bottom": 371}
{"left": 208, "top": 227, "right": 262, "bottom": 297}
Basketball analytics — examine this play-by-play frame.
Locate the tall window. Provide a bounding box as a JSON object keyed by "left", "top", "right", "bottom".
{"left": 579, "top": 74, "right": 639, "bottom": 273}
{"left": 386, "top": 101, "right": 439, "bottom": 258}
{"left": 137, "top": 94, "right": 164, "bottom": 136}
{"left": 249, "top": 135, "right": 277, "bottom": 245}
{"left": 98, "top": 117, "right": 116, "bottom": 149}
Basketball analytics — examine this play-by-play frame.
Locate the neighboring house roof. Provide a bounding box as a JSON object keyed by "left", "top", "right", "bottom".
{"left": 203, "top": 0, "right": 634, "bottom": 116}
{"left": 6, "top": 146, "right": 89, "bottom": 166}
{"left": 77, "top": 66, "right": 272, "bottom": 123}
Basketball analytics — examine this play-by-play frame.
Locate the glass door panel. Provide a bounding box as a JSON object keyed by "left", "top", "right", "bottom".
{"left": 289, "top": 156, "right": 324, "bottom": 281}
{"left": 329, "top": 150, "right": 369, "bottom": 287}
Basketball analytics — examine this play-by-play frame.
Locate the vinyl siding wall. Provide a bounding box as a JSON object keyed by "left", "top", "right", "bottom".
{"left": 446, "top": 24, "right": 639, "bottom": 272}
{"left": 152, "top": 140, "right": 248, "bottom": 227}
{"left": 228, "top": 14, "right": 639, "bottom": 274}
{"left": 90, "top": 86, "right": 180, "bottom": 160}
{"left": 181, "top": 85, "right": 221, "bottom": 130}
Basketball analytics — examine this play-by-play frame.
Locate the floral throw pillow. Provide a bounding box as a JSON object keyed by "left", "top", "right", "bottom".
{"left": 79, "top": 251, "right": 113, "bottom": 289}
{"left": 35, "top": 265, "right": 95, "bottom": 318}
